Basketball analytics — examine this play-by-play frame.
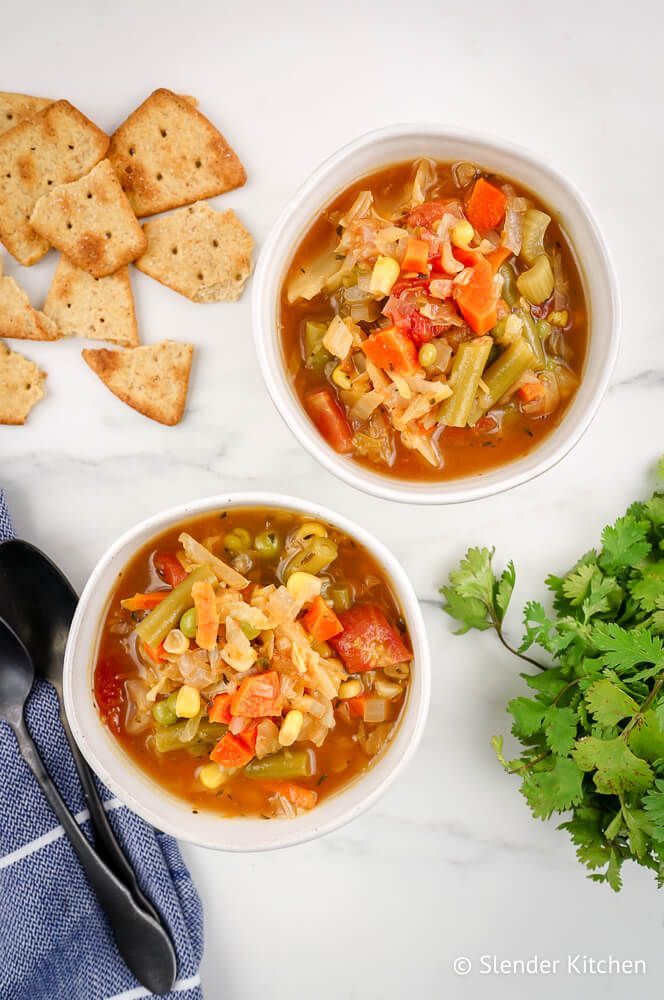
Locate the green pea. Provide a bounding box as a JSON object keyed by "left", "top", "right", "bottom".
{"left": 418, "top": 343, "right": 437, "bottom": 368}
{"left": 179, "top": 607, "right": 197, "bottom": 638}
{"left": 224, "top": 528, "right": 252, "bottom": 554}
{"left": 254, "top": 530, "right": 281, "bottom": 561}
{"left": 152, "top": 691, "right": 179, "bottom": 727}
{"left": 239, "top": 621, "right": 260, "bottom": 641}
{"left": 328, "top": 583, "right": 353, "bottom": 613}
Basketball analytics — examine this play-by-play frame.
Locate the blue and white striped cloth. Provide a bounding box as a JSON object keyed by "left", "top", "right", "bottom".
{"left": 0, "top": 491, "right": 204, "bottom": 1000}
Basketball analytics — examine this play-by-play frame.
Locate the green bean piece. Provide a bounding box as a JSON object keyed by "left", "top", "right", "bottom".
{"left": 136, "top": 564, "right": 215, "bottom": 650}
{"left": 327, "top": 583, "right": 353, "bottom": 613}
{"left": 499, "top": 263, "right": 519, "bottom": 307}
{"left": 468, "top": 339, "right": 537, "bottom": 425}
{"left": 224, "top": 528, "right": 252, "bottom": 554}
{"left": 152, "top": 691, "right": 179, "bottom": 727}
{"left": 520, "top": 209, "right": 551, "bottom": 266}
{"left": 283, "top": 537, "right": 338, "bottom": 580}
{"left": 254, "top": 530, "right": 281, "bottom": 561}
{"left": 179, "top": 607, "right": 198, "bottom": 638}
{"left": 154, "top": 719, "right": 226, "bottom": 754}
{"left": 303, "top": 320, "right": 333, "bottom": 372}
{"left": 438, "top": 337, "right": 493, "bottom": 428}
{"left": 239, "top": 621, "right": 260, "bottom": 641}
{"left": 518, "top": 309, "right": 546, "bottom": 370}
{"left": 245, "top": 749, "right": 315, "bottom": 780}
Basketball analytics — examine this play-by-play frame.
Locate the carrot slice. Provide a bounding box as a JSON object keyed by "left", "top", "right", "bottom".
{"left": 263, "top": 781, "right": 318, "bottom": 810}
{"left": 401, "top": 237, "right": 429, "bottom": 274}
{"left": 486, "top": 245, "right": 512, "bottom": 273}
{"left": 230, "top": 671, "right": 281, "bottom": 718}
{"left": 362, "top": 326, "right": 421, "bottom": 375}
{"left": 454, "top": 258, "right": 497, "bottom": 335}
{"left": 517, "top": 381, "right": 545, "bottom": 402}
{"left": 210, "top": 732, "right": 255, "bottom": 768}
{"left": 347, "top": 694, "right": 368, "bottom": 718}
{"left": 191, "top": 580, "right": 219, "bottom": 650}
{"left": 120, "top": 591, "right": 167, "bottom": 612}
{"left": 208, "top": 692, "right": 233, "bottom": 725}
{"left": 466, "top": 178, "right": 507, "bottom": 231}
{"left": 302, "top": 596, "right": 344, "bottom": 642}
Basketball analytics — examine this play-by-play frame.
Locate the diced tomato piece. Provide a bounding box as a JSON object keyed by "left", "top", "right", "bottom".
{"left": 94, "top": 654, "right": 125, "bottom": 734}
{"left": 210, "top": 732, "right": 255, "bottom": 768}
{"left": 230, "top": 671, "right": 281, "bottom": 718}
{"left": 407, "top": 312, "right": 436, "bottom": 347}
{"left": 362, "top": 326, "right": 421, "bottom": 375}
{"left": 347, "top": 694, "right": 367, "bottom": 718}
{"left": 465, "top": 178, "right": 507, "bottom": 231}
{"left": 330, "top": 604, "right": 412, "bottom": 673}
{"left": 238, "top": 723, "right": 258, "bottom": 754}
{"left": 208, "top": 692, "right": 233, "bottom": 725}
{"left": 454, "top": 257, "right": 497, "bottom": 335}
{"left": 390, "top": 277, "right": 430, "bottom": 296}
{"left": 452, "top": 246, "right": 481, "bottom": 268}
{"left": 407, "top": 200, "right": 449, "bottom": 228}
{"left": 305, "top": 389, "right": 353, "bottom": 454}
{"left": 302, "top": 595, "right": 344, "bottom": 642}
{"left": 154, "top": 552, "right": 187, "bottom": 587}
{"left": 401, "top": 238, "right": 430, "bottom": 274}
{"left": 517, "top": 380, "right": 545, "bottom": 403}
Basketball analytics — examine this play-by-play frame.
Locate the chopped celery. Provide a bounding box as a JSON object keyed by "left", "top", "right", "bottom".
{"left": 283, "top": 537, "right": 338, "bottom": 580}
{"left": 517, "top": 254, "right": 554, "bottom": 305}
{"left": 499, "top": 263, "right": 519, "bottom": 307}
{"left": 439, "top": 337, "right": 493, "bottom": 428}
{"left": 303, "top": 320, "right": 333, "bottom": 372}
{"left": 136, "top": 564, "right": 215, "bottom": 649}
{"left": 518, "top": 309, "right": 546, "bottom": 370}
{"left": 468, "top": 339, "right": 537, "bottom": 424}
{"left": 520, "top": 209, "right": 551, "bottom": 265}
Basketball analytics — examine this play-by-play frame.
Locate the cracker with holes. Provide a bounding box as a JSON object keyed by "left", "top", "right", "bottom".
{"left": 82, "top": 340, "right": 193, "bottom": 425}
{"left": 43, "top": 257, "right": 138, "bottom": 347}
{"left": 0, "top": 255, "right": 59, "bottom": 341}
{"left": 108, "top": 89, "right": 246, "bottom": 218}
{"left": 0, "top": 341, "right": 47, "bottom": 424}
{"left": 0, "top": 100, "right": 109, "bottom": 266}
{"left": 0, "top": 93, "right": 52, "bottom": 137}
{"left": 135, "top": 202, "right": 252, "bottom": 302}
{"left": 30, "top": 159, "right": 146, "bottom": 278}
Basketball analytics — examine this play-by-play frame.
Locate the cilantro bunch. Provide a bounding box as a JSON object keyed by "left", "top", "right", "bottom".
{"left": 442, "top": 465, "right": 664, "bottom": 891}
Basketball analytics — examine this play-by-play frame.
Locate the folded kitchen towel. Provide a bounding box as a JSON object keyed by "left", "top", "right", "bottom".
{"left": 0, "top": 490, "right": 204, "bottom": 1000}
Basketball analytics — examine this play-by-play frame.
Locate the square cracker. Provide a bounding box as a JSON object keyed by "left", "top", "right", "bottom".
{"left": 82, "top": 340, "right": 193, "bottom": 425}
{"left": 0, "top": 100, "right": 109, "bottom": 265}
{"left": 108, "top": 89, "right": 246, "bottom": 217}
{"left": 0, "top": 256, "right": 59, "bottom": 340}
{"left": 30, "top": 159, "right": 146, "bottom": 278}
{"left": 0, "top": 93, "right": 52, "bottom": 137}
{"left": 43, "top": 256, "right": 139, "bottom": 347}
{"left": 135, "top": 202, "right": 252, "bottom": 302}
{"left": 0, "top": 342, "right": 47, "bottom": 424}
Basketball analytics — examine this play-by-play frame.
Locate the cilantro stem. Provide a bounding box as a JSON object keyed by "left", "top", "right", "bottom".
{"left": 492, "top": 618, "right": 547, "bottom": 672}
{"left": 508, "top": 749, "right": 551, "bottom": 775}
{"left": 621, "top": 675, "right": 664, "bottom": 740}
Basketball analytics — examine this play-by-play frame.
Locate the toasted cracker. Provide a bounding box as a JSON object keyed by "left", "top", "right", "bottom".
{"left": 135, "top": 202, "right": 252, "bottom": 302}
{"left": 0, "top": 341, "right": 46, "bottom": 423}
{"left": 0, "top": 255, "right": 59, "bottom": 340}
{"left": 0, "top": 93, "right": 52, "bottom": 137}
{"left": 108, "top": 89, "right": 246, "bottom": 218}
{"left": 43, "top": 256, "right": 138, "bottom": 347}
{"left": 30, "top": 159, "right": 146, "bottom": 278}
{"left": 82, "top": 340, "right": 193, "bottom": 425}
{"left": 0, "top": 100, "right": 108, "bottom": 265}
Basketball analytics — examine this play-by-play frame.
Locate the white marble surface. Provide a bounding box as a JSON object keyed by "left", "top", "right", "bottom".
{"left": 3, "top": 1, "right": 664, "bottom": 996}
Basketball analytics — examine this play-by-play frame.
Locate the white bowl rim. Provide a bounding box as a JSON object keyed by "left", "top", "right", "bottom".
{"left": 252, "top": 122, "right": 622, "bottom": 505}
{"left": 63, "top": 491, "right": 431, "bottom": 852}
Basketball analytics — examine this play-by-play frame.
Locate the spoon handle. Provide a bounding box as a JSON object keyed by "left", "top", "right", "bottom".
{"left": 58, "top": 706, "right": 162, "bottom": 921}
{"left": 11, "top": 715, "right": 177, "bottom": 995}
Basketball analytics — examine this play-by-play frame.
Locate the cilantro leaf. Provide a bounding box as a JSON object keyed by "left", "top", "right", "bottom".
{"left": 507, "top": 697, "right": 546, "bottom": 738}
{"left": 495, "top": 561, "right": 515, "bottom": 625}
{"left": 573, "top": 736, "right": 654, "bottom": 795}
{"left": 543, "top": 706, "right": 578, "bottom": 756}
{"left": 520, "top": 757, "right": 584, "bottom": 819}
{"left": 643, "top": 779, "right": 664, "bottom": 843}
{"left": 561, "top": 563, "right": 597, "bottom": 605}
{"left": 591, "top": 622, "right": 664, "bottom": 678}
{"left": 440, "top": 584, "right": 491, "bottom": 634}
{"left": 520, "top": 601, "right": 558, "bottom": 653}
{"left": 629, "top": 562, "right": 664, "bottom": 612}
{"left": 599, "top": 514, "right": 651, "bottom": 574}
{"left": 585, "top": 679, "right": 639, "bottom": 727}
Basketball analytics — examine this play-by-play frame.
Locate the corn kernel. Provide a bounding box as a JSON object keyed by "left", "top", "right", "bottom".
{"left": 175, "top": 684, "right": 201, "bottom": 719}
{"left": 332, "top": 365, "right": 353, "bottom": 390}
{"left": 279, "top": 709, "right": 304, "bottom": 746}
{"left": 163, "top": 628, "right": 189, "bottom": 656}
{"left": 369, "top": 255, "right": 400, "bottom": 297}
{"left": 450, "top": 220, "right": 474, "bottom": 249}
{"left": 339, "top": 678, "right": 362, "bottom": 699}
{"left": 199, "top": 762, "right": 227, "bottom": 790}
{"left": 375, "top": 677, "right": 403, "bottom": 700}
{"left": 548, "top": 309, "right": 569, "bottom": 327}
{"left": 286, "top": 571, "right": 322, "bottom": 603}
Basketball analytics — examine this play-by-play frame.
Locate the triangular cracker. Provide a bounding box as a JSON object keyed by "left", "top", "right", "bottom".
{"left": 0, "top": 92, "right": 52, "bottom": 137}
{"left": 108, "top": 89, "right": 246, "bottom": 217}
{"left": 0, "top": 342, "right": 47, "bottom": 424}
{"left": 30, "top": 159, "right": 146, "bottom": 278}
{"left": 43, "top": 256, "right": 138, "bottom": 347}
{"left": 0, "top": 256, "right": 59, "bottom": 340}
{"left": 0, "top": 100, "right": 109, "bottom": 265}
{"left": 135, "top": 202, "right": 253, "bottom": 302}
{"left": 82, "top": 340, "right": 193, "bottom": 425}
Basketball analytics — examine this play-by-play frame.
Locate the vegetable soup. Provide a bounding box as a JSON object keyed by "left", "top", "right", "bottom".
{"left": 94, "top": 508, "right": 412, "bottom": 818}
{"left": 280, "top": 159, "right": 588, "bottom": 480}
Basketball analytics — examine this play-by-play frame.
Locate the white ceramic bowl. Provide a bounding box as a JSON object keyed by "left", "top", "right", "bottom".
{"left": 64, "top": 493, "right": 430, "bottom": 852}
{"left": 253, "top": 124, "right": 621, "bottom": 505}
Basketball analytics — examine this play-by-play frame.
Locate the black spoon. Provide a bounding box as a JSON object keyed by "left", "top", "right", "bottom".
{"left": 0, "top": 617, "right": 177, "bottom": 994}
{"left": 0, "top": 539, "right": 169, "bottom": 928}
